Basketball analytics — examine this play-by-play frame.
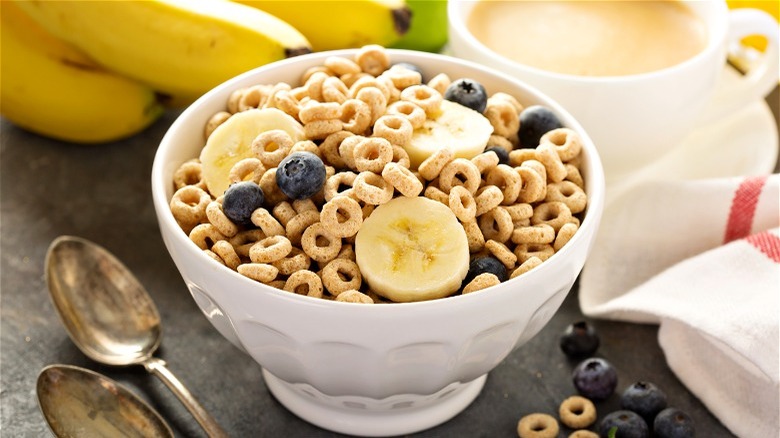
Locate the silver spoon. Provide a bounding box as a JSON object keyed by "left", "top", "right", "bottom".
{"left": 45, "top": 235, "right": 228, "bottom": 438}
{"left": 37, "top": 364, "right": 174, "bottom": 438}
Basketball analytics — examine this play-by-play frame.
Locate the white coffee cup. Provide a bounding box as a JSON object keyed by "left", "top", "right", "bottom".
{"left": 448, "top": 1, "right": 779, "bottom": 185}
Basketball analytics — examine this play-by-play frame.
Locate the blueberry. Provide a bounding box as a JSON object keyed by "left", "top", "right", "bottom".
{"left": 599, "top": 410, "right": 650, "bottom": 438}
{"left": 621, "top": 381, "right": 668, "bottom": 426}
{"left": 560, "top": 321, "right": 600, "bottom": 359}
{"left": 275, "top": 151, "right": 326, "bottom": 200}
{"left": 222, "top": 181, "right": 265, "bottom": 225}
{"left": 444, "top": 78, "right": 488, "bottom": 113}
{"left": 484, "top": 146, "right": 509, "bottom": 165}
{"left": 392, "top": 62, "right": 424, "bottom": 79}
{"left": 463, "top": 256, "right": 507, "bottom": 286}
{"left": 518, "top": 105, "right": 563, "bottom": 148}
{"left": 653, "top": 408, "right": 695, "bottom": 438}
{"left": 572, "top": 357, "right": 618, "bottom": 400}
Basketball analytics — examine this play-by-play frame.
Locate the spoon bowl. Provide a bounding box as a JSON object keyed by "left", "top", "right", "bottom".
{"left": 45, "top": 235, "right": 227, "bottom": 438}
{"left": 37, "top": 364, "right": 173, "bottom": 438}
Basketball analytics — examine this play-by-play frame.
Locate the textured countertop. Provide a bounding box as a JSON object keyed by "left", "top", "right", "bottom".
{"left": 2, "top": 86, "right": 777, "bottom": 437}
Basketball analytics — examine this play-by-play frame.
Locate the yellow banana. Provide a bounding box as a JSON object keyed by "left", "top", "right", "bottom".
{"left": 234, "top": 0, "right": 411, "bottom": 51}
{"left": 0, "top": 2, "right": 164, "bottom": 144}
{"left": 14, "top": 0, "right": 312, "bottom": 99}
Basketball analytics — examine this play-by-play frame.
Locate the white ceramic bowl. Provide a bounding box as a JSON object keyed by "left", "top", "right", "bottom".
{"left": 151, "top": 49, "right": 605, "bottom": 437}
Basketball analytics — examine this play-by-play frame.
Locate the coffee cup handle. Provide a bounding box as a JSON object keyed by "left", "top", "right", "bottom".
{"left": 698, "top": 8, "right": 779, "bottom": 124}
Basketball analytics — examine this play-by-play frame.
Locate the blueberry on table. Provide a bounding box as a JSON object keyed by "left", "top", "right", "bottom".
{"left": 276, "top": 151, "right": 326, "bottom": 200}
{"left": 653, "top": 407, "right": 695, "bottom": 438}
{"left": 560, "top": 320, "right": 600, "bottom": 358}
{"left": 620, "top": 381, "right": 668, "bottom": 426}
{"left": 599, "top": 410, "right": 650, "bottom": 438}
{"left": 222, "top": 181, "right": 265, "bottom": 225}
{"left": 572, "top": 357, "right": 618, "bottom": 400}
{"left": 464, "top": 255, "right": 507, "bottom": 286}
{"left": 484, "top": 146, "right": 510, "bottom": 165}
{"left": 518, "top": 105, "right": 563, "bottom": 148}
{"left": 444, "top": 78, "right": 488, "bottom": 113}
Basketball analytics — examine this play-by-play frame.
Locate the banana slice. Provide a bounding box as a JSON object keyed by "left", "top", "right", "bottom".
{"left": 354, "top": 196, "right": 470, "bottom": 302}
{"left": 200, "top": 108, "right": 304, "bottom": 197}
{"left": 404, "top": 100, "right": 494, "bottom": 169}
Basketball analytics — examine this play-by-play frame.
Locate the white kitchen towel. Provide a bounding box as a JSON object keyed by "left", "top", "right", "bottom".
{"left": 580, "top": 174, "right": 780, "bottom": 438}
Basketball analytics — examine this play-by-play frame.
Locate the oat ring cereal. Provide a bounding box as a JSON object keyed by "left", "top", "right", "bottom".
{"left": 462, "top": 220, "right": 486, "bottom": 253}
{"left": 478, "top": 206, "right": 514, "bottom": 243}
{"left": 269, "top": 89, "right": 301, "bottom": 119}
{"left": 554, "top": 222, "right": 579, "bottom": 252}
{"left": 471, "top": 151, "right": 500, "bottom": 175}
{"left": 356, "top": 86, "right": 387, "bottom": 124}
{"left": 250, "top": 208, "right": 286, "bottom": 237}
{"left": 390, "top": 145, "right": 412, "bottom": 169}
{"left": 386, "top": 100, "right": 426, "bottom": 129}
{"left": 206, "top": 200, "right": 239, "bottom": 238}
{"left": 484, "top": 99, "right": 520, "bottom": 138}
{"left": 337, "top": 135, "right": 363, "bottom": 170}
{"left": 399, "top": 85, "right": 442, "bottom": 116}
{"left": 320, "top": 196, "right": 363, "bottom": 238}
{"left": 237, "top": 263, "right": 279, "bottom": 283}
{"left": 249, "top": 235, "right": 293, "bottom": 264}
{"left": 381, "top": 162, "right": 423, "bottom": 197}
{"left": 512, "top": 224, "right": 556, "bottom": 245}
{"left": 355, "top": 44, "right": 390, "bottom": 76}
{"left": 170, "top": 185, "right": 210, "bottom": 230}
{"left": 272, "top": 201, "right": 297, "bottom": 227}
{"left": 335, "top": 289, "right": 374, "bottom": 303}
{"left": 354, "top": 137, "right": 393, "bottom": 173}
{"left": 531, "top": 201, "right": 573, "bottom": 232}
{"left": 382, "top": 64, "right": 422, "bottom": 90}
{"left": 340, "top": 99, "right": 372, "bottom": 134}
{"left": 238, "top": 84, "right": 271, "bottom": 111}
{"left": 438, "top": 158, "right": 482, "bottom": 194}
{"left": 546, "top": 181, "right": 588, "bottom": 214}
{"left": 322, "top": 258, "right": 362, "bottom": 296}
{"left": 541, "top": 127, "right": 583, "bottom": 162}
{"left": 321, "top": 76, "right": 350, "bottom": 104}
{"left": 463, "top": 273, "right": 500, "bottom": 294}
{"left": 290, "top": 140, "right": 321, "bottom": 158}
{"left": 514, "top": 243, "right": 555, "bottom": 263}
{"left": 418, "top": 147, "right": 454, "bottom": 181}
{"left": 303, "top": 71, "right": 329, "bottom": 101}
{"left": 204, "top": 111, "right": 231, "bottom": 139}
{"left": 354, "top": 171, "right": 394, "bottom": 205}
{"left": 448, "top": 186, "right": 477, "bottom": 223}
{"left": 229, "top": 229, "right": 266, "bottom": 258}
{"left": 423, "top": 185, "right": 450, "bottom": 205}
{"left": 300, "top": 100, "right": 342, "bottom": 124}
{"left": 271, "top": 247, "right": 311, "bottom": 276}
{"left": 300, "top": 222, "right": 341, "bottom": 263}
{"left": 324, "top": 55, "right": 361, "bottom": 76}
{"left": 516, "top": 165, "right": 547, "bottom": 204}
{"left": 285, "top": 210, "right": 320, "bottom": 246}
{"left": 474, "top": 186, "right": 505, "bottom": 217}
{"left": 211, "top": 240, "right": 241, "bottom": 270}
{"left": 252, "top": 129, "right": 294, "bottom": 168}
{"left": 324, "top": 171, "right": 358, "bottom": 201}
{"left": 484, "top": 240, "right": 517, "bottom": 270}
{"left": 229, "top": 157, "right": 266, "bottom": 186}
{"left": 283, "top": 269, "right": 324, "bottom": 298}
{"left": 301, "top": 65, "right": 332, "bottom": 84}
{"left": 372, "top": 114, "right": 413, "bottom": 147}
{"left": 558, "top": 395, "right": 597, "bottom": 429}
{"left": 517, "top": 413, "right": 559, "bottom": 438}
{"left": 510, "top": 256, "right": 543, "bottom": 279}
{"left": 188, "top": 224, "right": 226, "bottom": 250}
{"left": 486, "top": 164, "right": 522, "bottom": 205}
{"left": 319, "top": 131, "right": 353, "bottom": 168}
{"left": 426, "top": 72, "right": 451, "bottom": 95}
{"left": 173, "top": 159, "right": 206, "bottom": 190}
{"left": 536, "top": 143, "right": 568, "bottom": 183}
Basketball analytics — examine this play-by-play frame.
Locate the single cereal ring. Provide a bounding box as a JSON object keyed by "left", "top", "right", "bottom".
{"left": 324, "top": 171, "right": 359, "bottom": 202}
{"left": 335, "top": 289, "right": 374, "bottom": 303}
{"left": 484, "top": 239, "right": 517, "bottom": 270}
{"left": 321, "top": 196, "right": 363, "bottom": 238}
{"left": 399, "top": 85, "right": 442, "bottom": 117}
{"left": 206, "top": 200, "right": 239, "bottom": 237}
{"left": 340, "top": 98, "right": 372, "bottom": 134}
{"left": 354, "top": 44, "right": 390, "bottom": 76}
{"left": 546, "top": 181, "right": 587, "bottom": 214}
{"left": 237, "top": 263, "right": 279, "bottom": 283}
{"left": 478, "top": 207, "right": 514, "bottom": 243}
{"left": 338, "top": 135, "right": 364, "bottom": 171}
{"left": 290, "top": 86, "right": 309, "bottom": 101}
{"left": 170, "top": 185, "right": 210, "bottom": 230}
{"left": 271, "top": 201, "right": 297, "bottom": 227}
{"left": 462, "top": 220, "right": 485, "bottom": 253}
{"left": 386, "top": 100, "right": 426, "bottom": 130}
{"left": 378, "top": 74, "right": 401, "bottom": 105}
{"left": 372, "top": 114, "right": 413, "bottom": 147}
{"left": 285, "top": 209, "right": 321, "bottom": 246}
{"left": 271, "top": 247, "right": 311, "bottom": 276}
{"left": 268, "top": 89, "right": 301, "bottom": 119}
{"left": 514, "top": 243, "right": 555, "bottom": 263}
{"left": 486, "top": 164, "right": 522, "bottom": 205}
{"left": 292, "top": 199, "right": 317, "bottom": 214}
{"left": 340, "top": 72, "right": 371, "bottom": 88}
{"left": 565, "top": 164, "right": 585, "bottom": 189}
{"left": 541, "top": 128, "right": 582, "bottom": 162}
{"left": 361, "top": 203, "right": 375, "bottom": 220}
{"left": 418, "top": 147, "right": 454, "bottom": 181}
{"left": 290, "top": 140, "right": 321, "bottom": 158}
{"left": 353, "top": 171, "right": 394, "bottom": 205}
{"left": 283, "top": 270, "right": 324, "bottom": 298}
{"left": 354, "top": 137, "right": 393, "bottom": 173}
{"left": 489, "top": 92, "right": 524, "bottom": 114}
{"left": 512, "top": 223, "right": 556, "bottom": 245}
{"left": 252, "top": 129, "right": 294, "bottom": 168}
{"left": 423, "top": 185, "right": 449, "bottom": 205}
{"left": 320, "top": 131, "right": 354, "bottom": 168}
{"left": 508, "top": 148, "right": 538, "bottom": 167}
{"left": 321, "top": 76, "right": 350, "bottom": 104}
{"left": 356, "top": 86, "right": 388, "bottom": 125}
{"left": 211, "top": 240, "right": 241, "bottom": 270}
{"left": 510, "top": 256, "right": 543, "bottom": 279}
{"left": 229, "top": 157, "right": 266, "bottom": 186}
{"left": 463, "top": 272, "right": 501, "bottom": 294}
{"left": 304, "top": 119, "right": 343, "bottom": 140}
{"left": 559, "top": 395, "right": 597, "bottom": 429}
{"left": 382, "top": 162, "right": 423, "bottom": 197}
{"left": 322, "top": 258, "right": 362, "bottom": 296}
{"left": 337, "top": 244, "right": 356, "bottom": 261}
{"left": 427, "top": 72, "right": 451, "bottom": 95}
{"left": 391, "top": 145, "right": 411, "bottom": 168}
{"left": 229, "top": 229, "right": 266, "bottom": 258}
{"left": 238, "top": 84, "right": 272, "bottom": 111}
{"left": 382, "top": 64, "right": 422, "bottom": 90}
{"left": 569, "top": 431, "right": 598, "bottom": 438}
{"left": 489, "top": 134, "right": 515, "bottom": 154}
{"left": 554, "top": 222, "right": 579, "bottom": 252}
{"left": 438, "top": 158, "right": 482, "bottom": 194}
{"left": 472, "top": 151, "right": 500, "bottom": 175}
{"left": 324, "top": 56, "right": 361, "bottom": 76}
{"left": 301, "top": 65, "right": 333, "bottom": 84}
{"left": 448, "top": 185, "right": 477, "bottom": 223}
{"left": 474, "top": 186, "right": 505, "bottom": 217}
{"left": 261, "top": 82, "right": 293, "bottom": 111}
{"left": 303, "top": 71, "right": 329, "bottom": 101}
{"left": 250, "top": 207, "right": 286, "bottom": 237}
{"left": 204, "top": 111, "right": 231, "bottom": 140}
{"left": 173, "top": 159, "right": 206, "bottom": 190}
{"left": 531, "top": 201, "right": 573, "bottom": 232}
{"left": 188, "top": 224, "right": 226, "bottom": 250}
{"left": 203, "top": 249, "right": 224, "bottom": 265}
{"left": 300, "top": 100, "right": 342, "bottom": 123}
{"left": 536, "top": 143, "right": 567, "bottom": 183}
{"left": 516, "top": 165, "right": 547, "bottom": 204}
{"left": 504, "top": 203, "right": 534, "bottom": 221}
{"left": 227, "top": 88, "right": 245, "bottom": 114}
{"left": 484, "top": 99, "right": 520, "bottom": 138}
{"left": 249, "top": 235, "right": 293, "bottom": 264}
{"left": 259, "top": 167, "right": 288, "bottom": 205}
{"left": 517, "top": 413, "right": 559, "bottom": 438}
{"left": 349, "top": 76, "right": 391, "bottom": 100}
{"left": 301, "top": 222, "right": 342, "bottom": 264}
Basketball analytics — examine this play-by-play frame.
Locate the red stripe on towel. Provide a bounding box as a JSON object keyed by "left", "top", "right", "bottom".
{"left": 745, "top": 232, "right": 780, "bottom": 264}
{"left": 724, "top": 175, "right": 768, "bottom": 244}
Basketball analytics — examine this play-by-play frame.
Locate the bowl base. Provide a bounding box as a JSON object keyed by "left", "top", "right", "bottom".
{"left": 262, "top": 369, "right": 487, "bottom": 436}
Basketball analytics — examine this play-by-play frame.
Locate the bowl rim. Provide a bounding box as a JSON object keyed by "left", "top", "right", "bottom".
{"left": 151, "top": 48, "right": 605, "bottom": 310}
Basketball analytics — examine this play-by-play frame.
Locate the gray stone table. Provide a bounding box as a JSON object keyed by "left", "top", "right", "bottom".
{"left": 2, "top": 87, "right": 777, "bottom": 437}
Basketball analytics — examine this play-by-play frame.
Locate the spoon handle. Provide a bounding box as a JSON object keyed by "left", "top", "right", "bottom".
{"left": 144, "top": 357, "right": 230, "bottom": 438}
